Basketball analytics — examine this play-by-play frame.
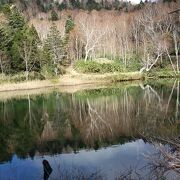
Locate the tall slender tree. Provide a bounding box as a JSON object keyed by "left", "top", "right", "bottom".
{"left": 43, "top": 24, "right": 65, "bottom": 76}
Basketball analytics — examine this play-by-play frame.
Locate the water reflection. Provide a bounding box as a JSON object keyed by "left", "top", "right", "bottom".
{"left": 0, "top": 80, "right": 179, "bottom": 179}
{"left": 0, "top": 81, "right": 179, "bottom": 160}
{"left": 0, "top": 140, "right": 178, "bottom": 180}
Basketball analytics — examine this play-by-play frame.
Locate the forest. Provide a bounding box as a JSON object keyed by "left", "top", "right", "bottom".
{"left": 0, "top": 0, "right": 179, "bottom": 81}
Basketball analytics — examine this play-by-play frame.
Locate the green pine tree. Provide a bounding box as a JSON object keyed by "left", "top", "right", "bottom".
{"left": 1, "top": 7, "right": 40, "bottom": 75}
{"left": 8, "top": 7, "right": 25, "bottom": 29}
{"left": 18, "top": 25, "right": 41, "bottom": 80}
{"left": 58, "top": 0, "right": 68, "bottom": 11}
{"left": 51, "top": 9, "right": 59, "bottom": 21}
{"left": 42, "top": 24, "right": 65, "bottom": 76}
{"left": 65, "top": 15, "right": 75, "bottom": 34}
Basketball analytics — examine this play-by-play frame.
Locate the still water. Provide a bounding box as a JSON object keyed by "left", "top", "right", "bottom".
{"left": 0, "top": 80, "right": 179, "bottom": 180}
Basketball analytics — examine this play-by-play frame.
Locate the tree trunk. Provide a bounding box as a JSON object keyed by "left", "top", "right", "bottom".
{"left": 173, "top": 31, "right": 179, "bottom": 72}
{"left": 0, "top": 56, "right": 3, "bottom": 74}
{"left": 25, "top": 59, "right": 29, "bottom": 81}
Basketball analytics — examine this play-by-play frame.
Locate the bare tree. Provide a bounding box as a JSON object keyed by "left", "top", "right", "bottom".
{"left": 173, "top": 30, "right": 179, "bottom": 72}
{"left": 115, "top": 14, "right": 133, "bottom": 70}
{"left": 19, "top": 39, "right": 33, "bottom": 80}
{"left": 78, "top": 13, "right": 108, "bottom": 61}
{"left": 0, "top": 52, "right": 4, "bottom": 74}
{"left": 18, "top": 26, "right": 39, "bottom": 80}
{"left": 138, "top": 4, "right": 177, "bottom": 73}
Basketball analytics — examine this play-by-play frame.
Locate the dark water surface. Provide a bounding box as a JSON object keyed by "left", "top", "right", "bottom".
{"left": 0, "top": 80, "right": 179, "bottom": 180}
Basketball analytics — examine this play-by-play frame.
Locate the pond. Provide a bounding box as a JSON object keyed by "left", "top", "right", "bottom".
{"left": 0, "top": 80, "right": 179, "bottom": 180}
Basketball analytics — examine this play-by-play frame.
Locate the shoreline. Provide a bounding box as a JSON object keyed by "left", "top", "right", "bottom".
{"left": 0, "top": 81, "right": 142, "bottom": 101}
{"left": 0, "top": 70, "right": 179, "bottom": 95}
{"left": 0, "top": 72, "right": 143, "bottom": 92}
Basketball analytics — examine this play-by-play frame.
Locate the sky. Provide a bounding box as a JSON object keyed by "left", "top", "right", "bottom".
{"left": 130, "top": 0, "right": 145, "bottom": 4}
{"left": 130, "top": 0, "right": 156, "bottom": 4}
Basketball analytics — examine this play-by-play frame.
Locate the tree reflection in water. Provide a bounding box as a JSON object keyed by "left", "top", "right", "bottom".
{"left": 0, "top": 80, "right": 179, "bottom": 179}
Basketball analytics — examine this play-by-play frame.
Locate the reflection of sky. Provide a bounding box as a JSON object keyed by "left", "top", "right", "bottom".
{"left": 0, "top": 139, "right": 156, "bottom": 180}
{"left": 130, "top": 0, "right": 156, "bottom": 4}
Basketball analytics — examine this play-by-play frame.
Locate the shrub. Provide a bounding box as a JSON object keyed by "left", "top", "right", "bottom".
{"left": 74, "top": 60, "right": 124, "bottom": 73}
{"left": 40, "top": 66, "right": 55, "bottom": 79}
{"left": 9, "top": 72, "right": 45, "bottom": 82}
{"left": 0, "top": 73, "right": 10, "bottom": 84}
{"left": 126, "top": 55, "right": 141, "bottom": 72}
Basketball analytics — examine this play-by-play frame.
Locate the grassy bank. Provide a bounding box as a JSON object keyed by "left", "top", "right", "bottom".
{"left": 0, "top": 71, "right": 143, "bottom": 92}
{"left": 0, "top": 81, "right": 142, "bottom": 101}
{"left": 145, "top": 70, "right": 180, "bottom": 79}
{"left": 0, "top": 69, "right": 180, "bottom": 93}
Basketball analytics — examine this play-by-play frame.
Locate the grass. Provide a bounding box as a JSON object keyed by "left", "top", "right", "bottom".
{"left": 0, "top": 69, "right": 179, "bottom": 101}
{"left": 145, "top": 70, "right": 180, "bottom": 79}
{"left": 0, "top": 71, "right": 143, "bottom": 92}
{"left": 0, "top": 67, "right": 178, "bottom": 93}
{"left": 0, "top": 82, "right": 141, "bottom": 101}
{"left": 0, "top": 72, "right": 45, "bottom": 84}
{"left": 108, "top": 72, "right": 144, "bottom": 82}
{"left": 0, "top": 80, "right": 58, "bottom": 92}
